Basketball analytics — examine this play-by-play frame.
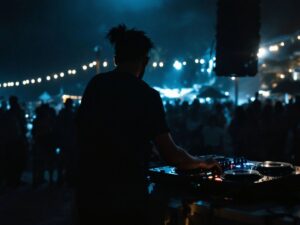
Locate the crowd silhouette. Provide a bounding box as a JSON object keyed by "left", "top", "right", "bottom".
{"left": 0, "top": 96, "right": 79, "bottom": 189}
{"left": 0, "top": 94, "right": 299, "bottom": 190}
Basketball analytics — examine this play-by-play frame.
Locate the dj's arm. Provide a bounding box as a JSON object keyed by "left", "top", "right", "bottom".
{"left": 154, "top": 132, "right": 222, "bottom": 173}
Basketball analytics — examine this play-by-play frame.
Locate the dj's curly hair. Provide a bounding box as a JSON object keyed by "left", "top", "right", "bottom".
{"left": 107, "top": 24, "right": 154, "bottom": 62}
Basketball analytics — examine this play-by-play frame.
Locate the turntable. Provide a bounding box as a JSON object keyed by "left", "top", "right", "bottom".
{"left": 223, "top": 169, "right": 263, "bottom": 182}
{"left": 148, "top": 156, "right": 300, "bottom": 201}
{"left": 254, "top": 161, "right": 295, "bottom": 176}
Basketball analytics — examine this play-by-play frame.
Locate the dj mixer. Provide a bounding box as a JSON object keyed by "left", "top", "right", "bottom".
{"left": 148, "top": 155, "right": 300, "bottom": 201}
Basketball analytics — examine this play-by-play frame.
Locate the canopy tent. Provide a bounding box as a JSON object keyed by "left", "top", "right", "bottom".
{"left": 198, "top": 87, "right": 228, "bottom": 99}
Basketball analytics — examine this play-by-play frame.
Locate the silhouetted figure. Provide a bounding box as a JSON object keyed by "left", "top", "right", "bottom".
{"left": 56, "top": 98, "right": 78, "bottom": 186}
{"left": 0, "top": 99, "right": 8, "bottom": 186}
{"left": 32, "top": 103, "right": 57, "bottom": 187}
{"left": 228, "top": 106, "right": 247, "bottom": 157}
{"left": 4, "top": 96, "right": 28, "bottom": 187}
{"left": 201, "top": 115, "right": 225, "bottom": 155}
{"left": 76, "top": 24, "right": 221, "bottom": 225}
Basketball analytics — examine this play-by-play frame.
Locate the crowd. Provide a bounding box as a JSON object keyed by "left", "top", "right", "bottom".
{"left": 0, "top": 96, "right": 78, "bottom": 188}
{"left": 165, "top": 96, "right": 300, "bottom": 165}
{"left": 0, "top": 94, "right": 299, "bottom": 188}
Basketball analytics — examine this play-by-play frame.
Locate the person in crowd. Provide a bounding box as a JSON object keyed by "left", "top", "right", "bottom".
{"left": 0, "top": 99, "right": 8, "bottom": 186}
{"left": 32, "top": 103, "right": 57, "bottom": 187}
{"left": 56, "top": 98, "right": 78, "bottom": 186}
{"left": 201, "top": 114, "right": 225, "bottom": 155}
{"left": 3, "top": 96, "right": 28, "bottom": 187}
{"left": 76, "top": 24, "right": 221, "bottom": 225}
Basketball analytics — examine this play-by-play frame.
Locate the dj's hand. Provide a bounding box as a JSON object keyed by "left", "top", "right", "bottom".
{"left": 203, "top": 159, "right": 223, "bottom": 175}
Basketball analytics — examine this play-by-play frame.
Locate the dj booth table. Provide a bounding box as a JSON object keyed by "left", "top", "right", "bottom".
{"left": 148, "top": 156, "right": 300, "bottom": 225}
{"left": 187, "top": 199, "right": 300, "bottom": 225}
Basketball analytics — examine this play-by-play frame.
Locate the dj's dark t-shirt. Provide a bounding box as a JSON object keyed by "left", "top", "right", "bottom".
{"left": 76, "top": 71, "right": 169, "bottom": 198}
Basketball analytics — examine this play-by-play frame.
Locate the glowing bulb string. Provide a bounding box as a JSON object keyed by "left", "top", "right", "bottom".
{"left": 0, "top": 32, "right": 299, "bottom": 89}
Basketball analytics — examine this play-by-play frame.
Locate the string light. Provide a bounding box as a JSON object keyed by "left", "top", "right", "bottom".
{"left": 1, "top": 32, "right": 300, "bottom": 89}
{"left": 269, "top": 45, "right": 279, "bottom": 52}
{"left": 103, "top": 61, "right": 108, "bottom": 67}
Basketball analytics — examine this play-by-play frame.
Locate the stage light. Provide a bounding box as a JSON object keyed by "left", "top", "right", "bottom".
{"left": 31, "top": 79, "right": 35, "bottom": 84}
{"left": 152, "top": 62, "right": 158, "bottom": 68}
{"left": 22, "top": 81, "right": 26, "bottom": 85}
{"left": 46, "top": 76, "right": 51, "bottom": 81}
{"left": 293, "top": 73, "right": 298, "bottom": 81}
{"left": 159, "top": 62, "right": 164, "bottom": 67}
{"left": 93, "top": 61, "right": 97, "bottom": 66}
{"left": 195, "top": 59, "right": 199, "bottom": 64}
{"left": 3, "top": 83, "right": 7, "bottom": 88}
{"left": 280, "top": 42, "right": 285, "bottom": 46}
{"left": 200, "top": 59, "right": 205, "bottom": 64}
{"left": 60, "top": 72, "right": 64, "bottom": 77}
{"left": 15, "top": 81, "right": 20, "bottom": 86}
{"left": 37, "top": 78, "right": 42, "bottom": 83}
{"left": 89, "top": 63, "right": 94, "bottom": 68}
{"left": 54, "top": 74, "right": 58, "bottom": 79}
{"left": 68, "top": 70, "right": 72, "bottom": 74}
{"left": 231, "top": 77, "right": 236, "bottom": 80}
{"left": 103, "top": 61, "right": 108, "bottom": 67}
{"left": 258, "top": 90, "right": 270, "bottom": 97}
{"left": 82, "top": 65, "right": 88, "bottom": 70}
{"left": 173, "top": 60, "right": 182, "bottom": 70}
{"left": 72, "top": 70, "right": 77, "bottom": 74}
{"left": 182, "top": 61, "right": 187, "bottom": 66}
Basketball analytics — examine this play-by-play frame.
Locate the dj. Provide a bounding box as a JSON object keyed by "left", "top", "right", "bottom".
{"left": 76, "top": 24, "right": 222, "bottom": 225}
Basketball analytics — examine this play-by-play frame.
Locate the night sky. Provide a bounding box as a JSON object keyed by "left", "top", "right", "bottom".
{"left": 1, "top": 0, "right": 300, "bottom": 100}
